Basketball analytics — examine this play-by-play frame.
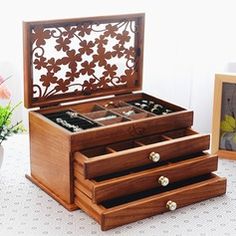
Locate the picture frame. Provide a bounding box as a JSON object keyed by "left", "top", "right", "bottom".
{"left": 212, "top": 73, "right": 236, "bottom": 159}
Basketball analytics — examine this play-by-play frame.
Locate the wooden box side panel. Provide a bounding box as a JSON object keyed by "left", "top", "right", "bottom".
{"left": 29, "top": 111, "right": 73, "bottom": 204}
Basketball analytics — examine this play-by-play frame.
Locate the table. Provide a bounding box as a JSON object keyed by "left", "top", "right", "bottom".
{"left": 0, "top": 134, "right": 235, "bottom": 236}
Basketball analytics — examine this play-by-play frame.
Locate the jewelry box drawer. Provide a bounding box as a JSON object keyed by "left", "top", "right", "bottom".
{"left": 74, "top": 153, "right": 218, "bottom": 203}
{"left": 74, "top": 128, "right": 210, "bottom": 179}
{"left": 74, "top": 174, "right": 226, "bottom": 231}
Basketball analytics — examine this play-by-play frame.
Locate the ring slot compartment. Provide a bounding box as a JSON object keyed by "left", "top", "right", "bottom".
{"left": 128, "top": 98, "right": 175, "bottom": 115}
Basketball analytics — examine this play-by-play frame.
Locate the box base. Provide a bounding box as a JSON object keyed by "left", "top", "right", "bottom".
{"left": 25, "top": 174, "right": 79, "bottom": 211}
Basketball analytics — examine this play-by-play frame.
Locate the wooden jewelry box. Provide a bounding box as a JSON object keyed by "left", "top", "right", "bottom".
{"left": 23, "top": 13, "right": 226, "bottom": 230}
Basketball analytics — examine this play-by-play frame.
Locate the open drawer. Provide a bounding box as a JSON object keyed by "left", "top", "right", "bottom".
{"left": 74, "top": 174, "right": 226, "bottom": 231}
{"left": 74, "top": 128, "right": 210, "bottom": 178}
{"left": 74, "top": 153, "right": 218, "bottom": 203}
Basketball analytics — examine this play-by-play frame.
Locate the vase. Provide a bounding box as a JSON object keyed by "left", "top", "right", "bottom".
{"left": 0, "top": 145, "right": 3, "bottom": 169}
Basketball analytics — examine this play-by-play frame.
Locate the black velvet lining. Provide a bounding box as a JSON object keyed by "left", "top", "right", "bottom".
{"left": 128, "top": 99, "right": 173, "bottom": 115}
{"left": 45, "top": 110, "right": 100, "bottom": 132}
{"left": 101, "top": 173, "right": 213, "bottom": 208}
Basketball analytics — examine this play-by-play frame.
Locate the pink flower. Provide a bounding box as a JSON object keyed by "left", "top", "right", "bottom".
{"left": 0, "top": 75, "right": 4, "bottom": 84}
{"left": 0, "top": 75, "right": 11, "bottom": 99}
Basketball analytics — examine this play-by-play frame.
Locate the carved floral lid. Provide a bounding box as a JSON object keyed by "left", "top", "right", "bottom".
{"left": 23, "top": 13, "right": 144, "bottom": 108}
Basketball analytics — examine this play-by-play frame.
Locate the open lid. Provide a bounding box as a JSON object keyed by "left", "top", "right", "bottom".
{"left": 23, "top": 13, "right": 144, "bottom": 108}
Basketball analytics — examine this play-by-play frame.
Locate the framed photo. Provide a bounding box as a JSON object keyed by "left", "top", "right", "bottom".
{"left": 212, "top": 73, "right": 236, "bottom": 159}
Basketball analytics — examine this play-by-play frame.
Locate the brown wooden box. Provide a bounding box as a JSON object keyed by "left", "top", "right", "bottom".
{"left": 23, "top": 13, "right": 226, "bottom": 230}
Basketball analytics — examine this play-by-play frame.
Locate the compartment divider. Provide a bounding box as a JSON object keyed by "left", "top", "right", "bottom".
{"left": 163, "top": 128, "right": 198, "bottom": 139}
{"left": 106, "top": 147, "right": 117, "bottom": 153}
{"left": 161, "top": 135, "right": 172, "bottom": 140}
{"left": 93, "top": 104, "right": 107, "bottom": 111}
{"left": 80, "top": 145, "right": 115, "bottom": 158}
{"left": 135, "top": 134, "right": 169, "bottom": 145}
{"left": 107, "top": 109, "right": 132, "bottom": 121}
{"left": 134, "top": 140, "right": 145, "bottom": 146}
{"left": 108, "top": 140, "right": 143, "bottom": 151}
{"left": 98, "top": 100, "right": 154, "bottom": 121}
{"left": 83, "top": 108, "right": 132, "bottom": 126}
{"left": 98, "top": 117, "right": 130, "bottom": 126}
{"left": 79, "top": 113, "right": 105, "bottom": 127}
{"left": 65, "top": 107, "right": 106, "bottom": 127}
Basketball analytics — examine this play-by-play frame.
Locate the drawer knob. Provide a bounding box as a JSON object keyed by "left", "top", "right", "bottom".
{"left": 166, "top": 200, "right": 177, "bottom": 211}
{"left": 149, "top": 152, "right": 160, "bottom": 162}
{"left": 158, "top": 176, "right": 169, "bottom": 186}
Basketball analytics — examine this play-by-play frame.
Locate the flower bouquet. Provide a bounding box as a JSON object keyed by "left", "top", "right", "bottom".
{"left": 0, "top": 75, "right": 25, "bottom": 167}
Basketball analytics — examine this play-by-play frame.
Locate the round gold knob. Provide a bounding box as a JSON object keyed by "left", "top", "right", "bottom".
{"left": 158, "top": 176, "right": 169, "bottom": 186}
{"left": 166, "top": 200, "right": 177, "bottom": 211}
{"left": 149, "top": 152, "right": 160, "bottom": 162}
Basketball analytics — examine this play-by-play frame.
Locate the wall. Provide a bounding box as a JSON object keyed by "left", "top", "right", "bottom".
{"left": 1, "top": 0, "right": 236, "bottom": 133}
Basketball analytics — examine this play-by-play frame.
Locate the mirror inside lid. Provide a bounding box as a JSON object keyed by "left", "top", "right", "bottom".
{"left": 23, "top": 13, "right": 144, "bottom": 108}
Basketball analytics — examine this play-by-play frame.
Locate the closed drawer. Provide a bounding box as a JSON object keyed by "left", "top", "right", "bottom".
{"left": 74, "top": 128, "right": 210, "bottom": 178}
{"left": 74, "top": 153, "right": 218, "bottom": 203}
{"left": 74, "top": 174, "right": 226, "bottom": 231}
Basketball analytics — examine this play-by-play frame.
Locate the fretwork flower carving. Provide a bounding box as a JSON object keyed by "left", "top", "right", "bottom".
{"left": 32, "top": 27, "right": 51, "bottom": 47}
{"left": 30, "top": 18, "right": 140, "bottom": 100}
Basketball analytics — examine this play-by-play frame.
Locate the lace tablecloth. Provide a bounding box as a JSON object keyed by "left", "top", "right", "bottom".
{"left": 0, "top": 134, "right": 236, "bottom": 236}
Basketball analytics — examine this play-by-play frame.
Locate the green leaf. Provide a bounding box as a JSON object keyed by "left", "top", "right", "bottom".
{"left": 225, "top": 115, "right": 236, "bottom": 129}
{"left": 221, "top": 120, "right": 234, "bottom": 132}
{"left": 0, "top": 102, "right": 25, "bottom": 144}
{"left": 233, "top": 134, "right": 236, "bottom": 144}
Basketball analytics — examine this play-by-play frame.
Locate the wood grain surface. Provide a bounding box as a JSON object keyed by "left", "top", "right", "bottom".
{"left": 75, "top": 133, "right": 210, "bottom": 178}
{"left": 29, "top": 111, "right": 73, "bottom": 204}
{"left": 74, "top": 154, "right": 218, "bottom": 203}
{"left": 75, "top": 174, "right": 226, "bottom": 231}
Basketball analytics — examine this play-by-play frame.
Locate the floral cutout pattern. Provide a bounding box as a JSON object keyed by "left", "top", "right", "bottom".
{"left": 30, "top": 19, "right": 141, "bottom": 100}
